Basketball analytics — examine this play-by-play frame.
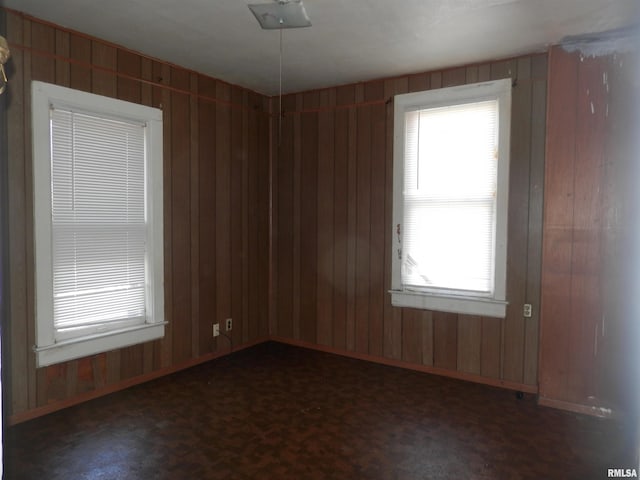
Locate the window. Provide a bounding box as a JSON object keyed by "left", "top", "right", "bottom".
{"left": 391, "top": 79, "right": 511, "bottom": 317}
{"left": 32, "top": 81, "right": 165, "bottom": 367}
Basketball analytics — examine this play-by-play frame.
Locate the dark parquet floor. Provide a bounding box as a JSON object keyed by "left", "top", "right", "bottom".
{"left": 5, "top": 341, "right": 637, "bottom": 479}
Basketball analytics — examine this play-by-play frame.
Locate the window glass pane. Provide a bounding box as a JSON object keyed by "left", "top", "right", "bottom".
{"left": 402, "top": 100, "right": 498, "bottom": 294}
{"left": 50, "top": 108, "right": 147, "bottom": 335}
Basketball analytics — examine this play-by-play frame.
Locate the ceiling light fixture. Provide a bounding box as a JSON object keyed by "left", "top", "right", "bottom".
{"left": 248, "top": 0, "right": 312, "bottom": 143}
{"left": 248, "top": 0, "right": 312, "bottom": 29}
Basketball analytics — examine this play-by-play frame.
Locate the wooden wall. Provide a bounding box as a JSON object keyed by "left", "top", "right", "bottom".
{"left": 4, "top": 10, "right": 270, "bottom": 422}
{"left": 272, "top": 54, "right": 548, "bottom": 391}
{"left": 6, "top": 9, "right": 636, "bottom": 425}
{"left": 540, "top": 45, "right": 639, "bottom": 415}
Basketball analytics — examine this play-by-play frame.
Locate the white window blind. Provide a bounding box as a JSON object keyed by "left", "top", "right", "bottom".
{"left": 50, "top": 108, "right": 148, "bottom": 340}
{"left": 391, "top": 79, "right": 511, "bottom": 317}
{"left": 402, "top": 100, "right": 498, "bottom": 295}
{"left": 33, "top": 81, "right": 164, "bottom": 367}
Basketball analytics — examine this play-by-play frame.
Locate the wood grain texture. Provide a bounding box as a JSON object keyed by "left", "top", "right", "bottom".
{"left": 382, "top": 78, "right": 407, "bottom": 362}
{"left": 30, "top": 18, "right": 55, "bottom": 409}
{"left": 117, "top": 49, "right": 144, "bottom": 381}
{"left": 275, "top": 95, "right": 296, "bottom": 339}
{"left": 523, "top": 55, "right": 547, "bottom": 386}
{"left": 457, "top": 315, "right": 481, "bottom": 375}
{"left": 299, "top": 93, "right": 319, "bottom": 344}
{"left": 190, "top": 73, "right": 200, "bottom": 358}
{"left": 346, "top": 89, "right": 359, "bottom": 352}
{"left": 69, "top": 35, "right": 91, "bottom": 92}
{"left": 272, "top": 54, "right": 548, "bottom": 391}
{"left": 539, "top": 47, "right": 633, "bottom": 413}
{"left": 354, "top": 104, "right": 371, "bottom": 354}
{"left": 434, "top": 312, "right": 458, "bottom": 371}
{"left": 239, "top": 90, "right": 250, "bottom": 345}
{"left": 540, "top": 47, "right": 579, "bottom": 402}
{"left": 292, "top": 95, "right": 302, "bottom": 341}
{"left": 316, "top": 90, "right": 335, "bottom": 347}
{"left": 197, "top": 75, "right": 217, "bottom": 357}
{"left": 368, "top": 101, "right": 386, "bottom": 358}
{"left": 566, "top": 56, "right": 605, "bottom": 403}
{"left": 6, "top": 9, "right": 29, "bottom": 416}
{"left": 158, "top": 61, "right": 173, "bottom": 369}
{"left": 12, "top": 8, "right": 615, "bottom": 419}
{"left": 214, "top": 82, "right": 231, "bottom": 354}
{"left": 230, "top": 87, "right": 244, "bottom": 348}
{"left": 5, "top": 11, "right": 270, "bottom": 420}
{"left": 332, "top": 98, "right": 349, "bottom": 351}
{"left": 402, "top": 308, "right": 423, "bottom": 365}
{"left": 502, "top": 56, "right": 532, "bottom": 384}
{"left": 170, "top": 68, "right": 191, "bottom": 364}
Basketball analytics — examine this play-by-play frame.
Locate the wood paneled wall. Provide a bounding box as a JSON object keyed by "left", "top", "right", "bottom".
{"left": 272, "top": 54, "right": 548, "bottom": 390}
{"left": 6, "top": 9, "right": 635, "bottom": 424}
{"left": 4, "top": 10, "right": 270, "bottom": 422}
{"left": 540, "top": 46, "right": 639, "bottom": 415}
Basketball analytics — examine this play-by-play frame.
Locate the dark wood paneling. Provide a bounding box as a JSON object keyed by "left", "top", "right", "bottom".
{"left": 5, "top": 11, "right": 270, "bottom": 421}
{"left": 256, "top": 102, "right": 271, "bottom": 338}
{"left": 540, "top": 48, "right": 579, "bottom": 402}
{"left": 229, "top": 87, "right": 243, "bottom": 348}
{"left": 190, "top": 74, "right": 200, "bottom": 358}
{"left": 434, "top": 313, "right": 458, "bottom": 371}
{"left": 273, "top": 54, "right": 547, "bottom": 389}
{"left": 382, "top": 78, "right": 407, "bottom": 362}
{"left": 214, "top": 82, "right": 232, "bottom": 353}
{"left": 13, "top": 7, "right": 618, "bottom": 419}
{"left": 22, "top": 16, "right": 39, "bottom": 408}
{"left": 158, "top": 61, "right": 173, "bottom": 369}
{"left": 117, "top": 49, "right": 144, "bottom": 381}
{"left": 420, "top": 310, "right": 434, "bottom": 367}
{"left": 54, "top": 30, "right": 69, "bottom": 85}
{"left": 316, "top": 90, "right": 335, "bottom": 347}
{"left": 346, "top": 95, "right": 359, "bottom": 352}
{"left": 502, "top": 56, "right": 532, "bottom": 383}
{"left": 170, "top": 68, "right": 192, "bottom": 364}
{"left": 523, "top": 55, "right": 547, "bottom": 386}
{"left": 355, "top": 104, "right": 371, "bottom": 354}
{"left": 275, "top": 95, "right": 296, "bottom": 338}
{"left": 368, "top": 100, "right": 386, "bottom": 358}
{"left": 457, "top": 315, "right": 481, "bottom": 375}
{"left": 69, "top": 35, "right": 91, "bottom": 92}
{"left": 567, "top": 57, "right": 606, "bottom": 402}
{"left": 238, "top": 89, "right": 249, "bottom": 345}
{"left": 332, "top": 94, "right": 350, "bottom": 351}
{"left": 539, "top": 46, "right": 634, "bottom": 413}
{"left": 481, "top": 317, "right": 502, "bottom": 378}
{"left": 292, "top": 95, "right": 302, "bottom": 341}
{"left": 402, "top": 308, "right": 422, "bottom": 365}
{"left": 7, "top": 9, "right": 29, "bottom": 417}
{"left": 197, "top": 75, "right": 217, "bottom": 357}
{"left": 299, "top": 93, "right": 319, "bottom": 344}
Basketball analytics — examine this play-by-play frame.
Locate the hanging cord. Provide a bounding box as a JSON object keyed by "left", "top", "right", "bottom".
{"left": 278, "top": 21, "right": 283, "bottom": 145}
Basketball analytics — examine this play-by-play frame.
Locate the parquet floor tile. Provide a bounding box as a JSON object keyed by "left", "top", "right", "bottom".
{"left": 5, "top": 342, "right": 636, "bottom": 479}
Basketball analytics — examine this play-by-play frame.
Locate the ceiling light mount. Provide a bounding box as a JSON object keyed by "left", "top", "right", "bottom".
{"left": 248, "top": 0, "right": 312, "bottom": 30}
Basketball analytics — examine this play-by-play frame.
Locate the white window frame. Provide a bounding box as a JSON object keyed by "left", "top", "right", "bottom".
{"left": 32, "top": 81, "right": 165, "bottom": 367}
{"left": 391, "top": 79, "right": 511, "bottom": 318}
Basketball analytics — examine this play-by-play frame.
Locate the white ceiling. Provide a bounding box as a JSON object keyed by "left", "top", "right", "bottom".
{"left": 4, "top": 0, "right": 639, "bottom": 95}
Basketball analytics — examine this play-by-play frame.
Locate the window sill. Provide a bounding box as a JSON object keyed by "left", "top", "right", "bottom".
{"left": 34, "top": 322, "right": 167, "bottom": 368}
{"left": 390, "top": 290, "right": 507, "bottom": 318}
